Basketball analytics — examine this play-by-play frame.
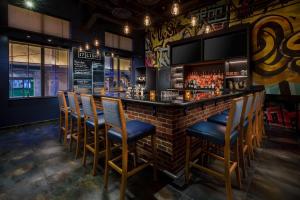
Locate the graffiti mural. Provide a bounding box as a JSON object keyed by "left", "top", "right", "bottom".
{"left": 145, "top": 0, "right": 229, "bottom": 67}
{"left": 230, "top": 0, "right": 300, "bottom": 95}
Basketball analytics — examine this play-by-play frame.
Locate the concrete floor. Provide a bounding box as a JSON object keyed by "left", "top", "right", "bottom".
{"left": 0, "top": 122, "right": 299, "bottom": 200}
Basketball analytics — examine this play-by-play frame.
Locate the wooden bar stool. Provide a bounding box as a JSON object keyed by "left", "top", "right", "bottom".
{"left": 80, "top": 94, "right": 106, "bottom": 176}
{"left": 257, "top": 91, "right": 266, "bottom": 146}
{"left": 68, "top": 92, "right": 84, "bottom": 159}
{"left": 207, "top": 93, "right": 255, "bottom": 177}
{"left": 101, "top": 97, "right": 157, "bottom": 200}
{"left": 58, "top": 91, "right": 70, "bottom": 146}
{"left": 251, "top": 92, "right": 262, "bottom": 151}
{"left": 185, "top": 97, "right": 245, "bottom": 200}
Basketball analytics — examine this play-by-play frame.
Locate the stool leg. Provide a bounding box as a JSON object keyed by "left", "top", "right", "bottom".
{"left": 82, "top": 123, "right": 87, "bottom": 167}
{"left": 151, "top": 134, "right": 157, "bottom": 181}
{"left": 234, "top": 140, "right": 242, "bottom": 189}
{"left": 238, "top": 132, "right": 246, "bottom": 178}
{"left": 120, "top": 144, "right": 128, "bottom": 200}
{"left": 104, "top": 137, "right": 111, "bottom": 190}
{"left": 69, "top": 117, "right": 73, "bottom": 152}
{"left": 185, "top": 135, "right": 191, "bottom": 184}
{"left": 75, "top": 118, "right": 81, "bottom": 159}
{"left": 59, "top": 110, "right": 62, "bottom": 142}
{"left": 224, "top": 144, "right": 233, "bottom": 200}
{"left": 93, "top": 127, "right": 99, "bottom": 176}
{"left": 64, "top": 112, "right": 68, "bottom": 146}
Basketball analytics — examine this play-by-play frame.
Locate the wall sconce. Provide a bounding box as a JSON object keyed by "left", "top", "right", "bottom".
{"left": 150, "top": 90, "right": 156, "bottom": 101}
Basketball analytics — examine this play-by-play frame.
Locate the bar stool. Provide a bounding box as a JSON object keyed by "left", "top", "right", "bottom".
{"left": 207, "top": 93, "right": 255, "bottom": 177}
{"left": 80, "top": 94, "right": 106, "bottom": 176}
{"left": 251, "top": 92, "right": 262, "bottom": 151}
{"left": 58, "top": 91, "right": 70, "bottom": 146}
{"left": 257, "top": 91, "right": 266, "bottom": 146}
{"left": 68, "top": 92, "right": 84, "bottom": 159}
{"left": 101, "top": 97, "right": 157, "bottom": 200}
{"left": 185, "top": 97, "right": 244, "bottom": 200}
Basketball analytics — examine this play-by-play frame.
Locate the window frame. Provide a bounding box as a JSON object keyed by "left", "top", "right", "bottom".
{"left": 9, "top": 40, "right": 70, "bottom": 99}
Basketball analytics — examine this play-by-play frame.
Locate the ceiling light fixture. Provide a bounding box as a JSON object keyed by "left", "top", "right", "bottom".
{"left": 25, "top": 0, "right": 34, "bottom": 9}
{"left": 94, "top": 39, "right": 99, "bottom": 47}
{"left": 191, "top": 16, "right": 197, "bottom": 27}
{"left": 144, "top": 15, "right": 151, "bottom": 27}
{"left": 123, "top": 24, "right": 130, "bottom": 35}
{"left": 96, "top": 49, "right": 100, "bottom": 56}
{"left": 205, "top": 25, "right": 211, "bottom": 34}
{"left": 85, "top": 43, "right": 90, "bottom": 50}
{"left": 171, "top": 1, "right": 180, "bottom": 16}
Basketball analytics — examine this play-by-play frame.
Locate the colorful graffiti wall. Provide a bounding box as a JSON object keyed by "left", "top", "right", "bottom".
{"left": 230, "top": 0, "right": 300, "bottom": 95}
{"left": 145, "top": 0, "right": 229, "bottom": 68}
{"left": 145, "top": 0, "right": 300, "bottom": 96}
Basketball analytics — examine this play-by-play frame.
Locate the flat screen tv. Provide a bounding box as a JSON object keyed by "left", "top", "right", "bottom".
{"left": 204, "top": 31, "right": 247, "bottom": 61}
{"left": 171, "top": 40, "right": 202, "bottom": 65}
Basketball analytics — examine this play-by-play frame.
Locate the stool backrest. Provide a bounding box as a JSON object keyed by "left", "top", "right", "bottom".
{"left": 57, "top": 91, "right": 67, "bottom": 110}
{"left": 253, "top": 92, "right": 261, "bottom": 113}
{"left": 81, "top": 94, "right": 98, "bottom": 122}
{"left": 227, "top": 97, "right": 244, "bottom": 135}
{"left": 68, "top": 92, "right": 81, "bottom": 116}
{"left": 244, "top": 93, "right": 254, "bottom": 121}
{"left": 101, "top": 97, "right": 126, "bottom": 138}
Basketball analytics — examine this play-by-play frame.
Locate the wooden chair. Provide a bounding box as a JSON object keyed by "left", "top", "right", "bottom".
{"left": 80, "top": 94, "right": 106, "bottom": 176}
{"left": 102, "top": 97, "right": 157, "bottom": 200}
{"left": 185, "top": 97, "right": 245, "bottom": 200}
{"left": 207, "top": 94, "right": 254, "bottom": 178}
{"left": 68, "top": 92, "right": 83, "bottom": 159}
{"left": 257, "top": 91, "right": 266, "bottom": 145}
{"left": 58, "top": 91, "right": 69, "bottom": 146}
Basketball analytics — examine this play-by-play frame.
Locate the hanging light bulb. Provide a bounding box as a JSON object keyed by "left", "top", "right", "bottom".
{"left": 85, "top": 43, "right": 90, "bottom": 50}
{"left": 79, "top": 45, "right": 83, "bottom": 52}
{"left": 144, "top": 15, "right": 151, "bottom": 27}
{"left": 94, "top": 39, "right": 99, "bottom": 47}
{"left": 191, "top": 16, "right": 197, "bottom": 27}
{"left": 124, "top": 24, "right": 130, "bottom": 35}
{"left": 111, "top": 52, "right": 114, "bottom": 57}
{"left": 96, "top": 49, "right": 100, "bottom": 56}
{"left": 205, "top": 25, "right": 211, "bottom": 33}
{"left": 171, "top": 2, "right": 180, "bottom": 16}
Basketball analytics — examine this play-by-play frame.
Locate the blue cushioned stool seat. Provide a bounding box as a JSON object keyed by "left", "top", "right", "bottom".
{"left": 86, "top": 113, "right": 105, "bottom": 129}
{"left": 187, "top": 121, "right": 238, "bottom": 145}
{"left": 207, "top": 113, "right": 228, "bottom": 126}
{"left": 222, "top": 109, "right": 230, "bottom": 115}
{"left": 208, "top": 113, "right": 249, "bottom": 128}
{"left": 108, "top": 120, "right": 155, "bottom": 144}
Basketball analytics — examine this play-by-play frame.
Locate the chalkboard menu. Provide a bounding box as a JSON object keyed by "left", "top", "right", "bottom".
{"left": 73, "top": 48, "right": 104, "bottom": 94}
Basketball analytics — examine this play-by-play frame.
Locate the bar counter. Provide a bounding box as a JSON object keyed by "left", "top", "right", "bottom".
{"left": 93, "top": 90, "right": 248, "bottom": 174}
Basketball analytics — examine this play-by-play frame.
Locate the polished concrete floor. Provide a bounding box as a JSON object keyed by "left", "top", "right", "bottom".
{"left": 0, "top": 121, "right": 299, "bottom": 200}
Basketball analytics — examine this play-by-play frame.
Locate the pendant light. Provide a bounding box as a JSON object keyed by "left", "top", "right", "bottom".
{"left": 191, "top": 16, "right": 197, "bottom": 27}
{"left": 171, "top": 1, "right": 180, "bottom": 16}
{"left": 94, "top": 39, "right": 99, "bottom": 47}
{"left": 144, "top": 14, "right": 151, "bottom": 27}
{"left": 124, "top": 24, "right": 130, "bottom": 35}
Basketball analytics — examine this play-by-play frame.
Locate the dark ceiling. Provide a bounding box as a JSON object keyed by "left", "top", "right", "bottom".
{"left": 80, "top": 0, "right": 221, "bottom": 29}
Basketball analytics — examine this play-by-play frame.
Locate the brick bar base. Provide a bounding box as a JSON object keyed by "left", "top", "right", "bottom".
{"left": 95, "top": 98, "right": 231, "bottom": 174}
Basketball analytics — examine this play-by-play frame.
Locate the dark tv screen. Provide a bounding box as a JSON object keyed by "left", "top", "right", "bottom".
{"left": 171, "top": 40, "right": 202, "bottom": 65}
{"left": 204, "top": 31, "right": 247, "bottom": 61}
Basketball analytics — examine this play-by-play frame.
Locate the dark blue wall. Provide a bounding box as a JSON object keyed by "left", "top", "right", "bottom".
{"left": 0, "top": 0, "right": 145, "bottom": 128}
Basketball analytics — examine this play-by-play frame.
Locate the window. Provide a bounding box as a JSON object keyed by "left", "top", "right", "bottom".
{"left": 105, "top": 32, "right": 132, "bottom": 51}
{"left": 8, "top": 5, "right": 70, "bottom": 39}
{"left": 9, "top": 41, "right": 69, "bottom": 98}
